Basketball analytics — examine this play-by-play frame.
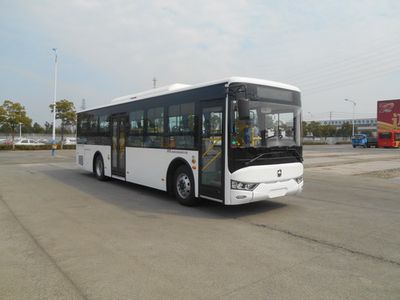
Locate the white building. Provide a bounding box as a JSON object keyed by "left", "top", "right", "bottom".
{"left": 315, "top": 118, "right": 377, "bottom": 131}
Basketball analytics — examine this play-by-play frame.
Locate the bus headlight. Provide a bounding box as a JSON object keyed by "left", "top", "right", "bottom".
{"left": 231, "top": 180, "right": 259, "bottom": 191}
{"left": 295, "top": 176, "right": 303, "bottom": 184}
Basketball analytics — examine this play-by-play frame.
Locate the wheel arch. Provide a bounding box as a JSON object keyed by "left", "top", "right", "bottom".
{"left": 166, "top": 158, "right": 193, "bottom": 196}
{"left": 92, "top": 151, "right": 103, "bottom": 173}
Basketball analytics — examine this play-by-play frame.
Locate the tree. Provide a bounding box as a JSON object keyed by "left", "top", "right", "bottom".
{"left": 32, "top": 122, "right": 45, "bottom": 134}
{"left": 50, "top": 99, "right": 76, "bottom": 148}
{"left": 302, "top": 121, "right": 309, "bottom": 137}
{"left": 320, "top": 125, "right": 337, "bottom": 141}
{"left": 0, "top": 106, "right": 5, "bottom": 127}
{"left": 338, "top": 122, "right": 353, "bottom": 137}
{"left": 44, "top": 121, "right": 52, "bottom": 134}
{"left": 307, "top": 121, "right": 322, "bottom": 139}
{"left": 0, "top": 100, "right": 32, "bottom": 150}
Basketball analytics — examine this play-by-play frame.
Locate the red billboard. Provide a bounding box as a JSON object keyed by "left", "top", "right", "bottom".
{"left": 377, "top": 99, "right": 400, "bottom": 131}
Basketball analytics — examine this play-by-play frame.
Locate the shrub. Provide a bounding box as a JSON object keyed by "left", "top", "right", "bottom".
{"left": 0, "top": 144, "right": 76, "bottom": 151}
{"left": 0, "top": 144, "right": 12, "bottom": 150}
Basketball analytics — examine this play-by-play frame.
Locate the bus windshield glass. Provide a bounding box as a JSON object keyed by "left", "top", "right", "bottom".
{"left": 230, "top": 100, "right": 301, "bottom": 148}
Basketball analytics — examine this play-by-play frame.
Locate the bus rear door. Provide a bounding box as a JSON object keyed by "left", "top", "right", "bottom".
{"left": 111, "top": 114, "right": 128, "bottom": 178}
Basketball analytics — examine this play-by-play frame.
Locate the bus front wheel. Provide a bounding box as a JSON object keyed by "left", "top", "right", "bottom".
{"left": 94, "top": 155, "right": 107, "bottom": 181}
{"left": 173, "top": 165, "right": 199, "bottom": 206}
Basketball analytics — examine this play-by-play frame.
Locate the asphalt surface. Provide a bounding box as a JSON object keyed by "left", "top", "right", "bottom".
{"left": 0, "top": 146, "right": 399, "bottom": 299}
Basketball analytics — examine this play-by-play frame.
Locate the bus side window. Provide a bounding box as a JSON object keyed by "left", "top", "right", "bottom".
{"left": 99, "top": 115, "right": 110, "bottom": 144}
{"left": 87, "top": 113, "right": 98, "bottom": 144}
{"left": 128, "top": 110, "right": 144, "bottom": 147}
{"left": 167, "top": 102, "right": 195, "bottom": 149}
{"left": 145, "top": 107, "right": 164, "bottom": 148}
{"left": 77, "top": 113, "right": 88, "bottom": 144}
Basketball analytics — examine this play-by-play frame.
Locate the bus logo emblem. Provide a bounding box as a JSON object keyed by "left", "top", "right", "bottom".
{"left": 277, "top": 169, "right": 282, "bottom": 177}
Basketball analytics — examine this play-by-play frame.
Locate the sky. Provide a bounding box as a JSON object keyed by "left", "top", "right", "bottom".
{"left": 1, "top": 0, "right": 400, "bottom": 124}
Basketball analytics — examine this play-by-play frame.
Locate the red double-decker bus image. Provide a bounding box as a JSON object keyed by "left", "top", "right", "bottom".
{"left": 377, "top": 99, "right": 400, "bottom": 148}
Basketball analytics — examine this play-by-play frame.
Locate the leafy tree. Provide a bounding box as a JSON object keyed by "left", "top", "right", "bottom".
{"left": 320, "top": 125, "right": 337, "bottom": 141}
{"left": 0, "top": 106, "right": 5, "bottom": 132}
{"left": 0, "top": 100, "right": 32, "bottom": 150}
{"left": 49, "top": 99, "right": 76, "bottom": 148}
{"left": 338, "top": 122, "right": 353, "bottom": 137}
{"left": 32, "top": 122, "right": 45, "bottom": 134}
{"left": 44, "top": 121, "right": 52, "bottom": 134}
{"left": 302, "top": 121, "right": 309, "bottom": 137}
{"left": 22, "top": 123, "right": 33, "bottom": 134}
{"left": 307, "top": 121, "right": 322, "bottom": 139}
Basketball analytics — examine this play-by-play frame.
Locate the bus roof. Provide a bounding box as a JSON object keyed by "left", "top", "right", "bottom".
{"left": 78, "top": 77, "right": 301, "bottom": 113}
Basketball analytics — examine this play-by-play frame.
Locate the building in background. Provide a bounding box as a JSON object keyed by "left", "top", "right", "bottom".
{"left": 315, "top": 118, "right": 377, "bottom": 133}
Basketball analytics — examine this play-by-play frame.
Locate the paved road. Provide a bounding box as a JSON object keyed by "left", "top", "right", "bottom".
{"left": 0, "top": 147, "right": 399, "bottom": 299}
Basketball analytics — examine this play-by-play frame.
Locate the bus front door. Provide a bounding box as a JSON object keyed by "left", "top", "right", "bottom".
{"left": 200, "top": 100, "right": 224, "bottom": 201}
{"left": 111, "top": 115, "right": 128, "bottom": 177}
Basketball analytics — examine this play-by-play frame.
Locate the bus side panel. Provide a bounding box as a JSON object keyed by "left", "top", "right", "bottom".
{"left": 125, "top": 147, "right": 199, "bottom": 196}
{"left": 76, "top": 144, "right": 84, "bottom": 167}
{"left": 76, "top": 144, "right": 111, "bottom": 177}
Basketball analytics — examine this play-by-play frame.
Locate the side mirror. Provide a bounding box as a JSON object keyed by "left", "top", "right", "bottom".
{"left": 238, "top": 99, "right": 250, "bottom": 120}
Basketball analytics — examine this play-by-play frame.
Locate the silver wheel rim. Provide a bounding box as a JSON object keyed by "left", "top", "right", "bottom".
{"left": 96, "top": 159, "right": 103, "bottom": 177}
{"left": 176, "top": 173, "right": 191, "bottom": 199}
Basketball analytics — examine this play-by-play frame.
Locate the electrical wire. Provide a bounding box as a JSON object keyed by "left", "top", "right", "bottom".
{"left": 302, "top": 66, "right": 400, "bottom": 95}
{"left": 291, "top": 56, "right": 400, "bottom": 87}
{"left": 286, "top": 42, "right": 400, "bottom": 83}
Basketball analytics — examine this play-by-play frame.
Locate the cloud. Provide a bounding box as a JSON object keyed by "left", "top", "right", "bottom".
{"left": 1, "top": 0, "right": 400, "bottom": 122}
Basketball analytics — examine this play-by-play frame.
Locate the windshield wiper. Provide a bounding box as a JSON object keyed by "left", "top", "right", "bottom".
{"left": 245, "top": 153, "right": 268, "bottom": 165}
{"left": 243, "top": 147, "right": 303, "bottom": 166}
{"left": 268, "top": 146, "right": 303, "bottom": 162}
{"left": 245, "top": 151, "right": 285, "bottom": 166}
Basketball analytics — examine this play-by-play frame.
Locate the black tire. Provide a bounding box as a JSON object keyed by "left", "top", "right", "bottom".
{"left": 352, "top": 145, "right": 356, "bottom": 148}
{"left": 173, "top": 165, "right": 199, "bottom": 206}
{"left": 94, "top": 155, "right": 107, "bottom": 181}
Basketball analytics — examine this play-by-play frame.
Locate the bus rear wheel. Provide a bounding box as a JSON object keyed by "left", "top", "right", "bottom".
{"left": 173, "top": 165, "right": 199, "bottom": 206}
{"left": 94, "top": 155, "right": 107, "bottom": 181}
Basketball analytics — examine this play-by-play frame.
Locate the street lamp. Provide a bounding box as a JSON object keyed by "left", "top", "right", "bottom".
{"left": 344, "top": 98, "right": 356, "bottom": 136}
{"left": 52, "top": 48, "right": 58, "bottom": 156}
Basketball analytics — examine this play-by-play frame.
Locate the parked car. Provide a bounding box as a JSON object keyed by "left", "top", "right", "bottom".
{"left": 15, "top": 139, "right": 45, "bottom": 146}
{"left": 35, "top": 138, "right": 50, "bottom": 144}
{"left": 3, "top": 138, "right": 21, "bottom": 145}
{"left": 351, "top": 134, "right": 377, "bottom": 148}
{"left": 63, "top": 137, "right": 76, "bottom": 145}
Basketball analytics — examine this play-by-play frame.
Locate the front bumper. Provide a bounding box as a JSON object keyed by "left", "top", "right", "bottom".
{"left": 227, "top": 162, "right": 304, "bottom": 205}
{"left": 230, "top": 179, "right": 303, "bottom": 204}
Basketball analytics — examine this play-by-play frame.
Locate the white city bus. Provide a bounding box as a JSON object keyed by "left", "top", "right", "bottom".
{"left": 76, "top": 77, "right": 303, "bottom": 206}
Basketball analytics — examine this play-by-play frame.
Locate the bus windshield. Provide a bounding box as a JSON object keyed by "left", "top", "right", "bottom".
{"left": 230, "top": 100, "right": 301, "bottom": 148}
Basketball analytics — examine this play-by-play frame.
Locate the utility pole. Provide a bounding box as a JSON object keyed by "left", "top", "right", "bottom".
{"left": 329, "top": 111, "right": 333, "bottom": 124}
{"left": 153, "top": 77, "right": 157, "bottom": 89}
{"left": 344, "top": 99, "right": 356, "bottom": 136}
{"left": 52, "top": 48, "right": 58, "bottom": 156}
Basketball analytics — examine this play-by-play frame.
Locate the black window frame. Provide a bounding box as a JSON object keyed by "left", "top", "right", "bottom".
{"left": 166, "top": 102, "right": 196, "bottom": 150}
{"left": 76, "top": 83, "right": 226, "bottom": 150}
